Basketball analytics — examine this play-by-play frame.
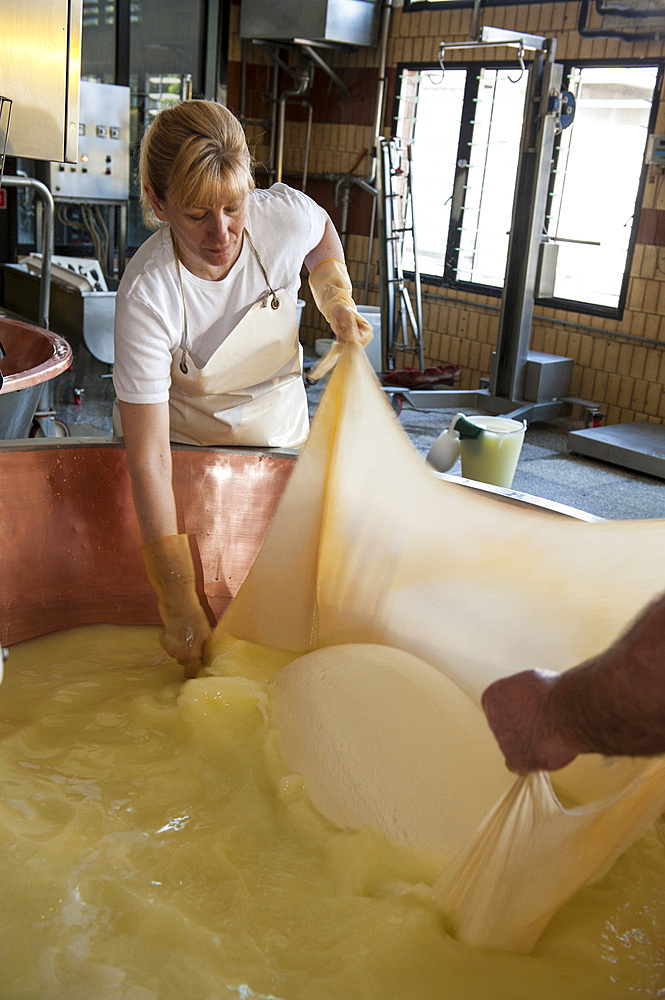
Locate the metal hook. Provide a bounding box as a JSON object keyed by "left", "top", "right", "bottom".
{"left": 438, "top": 41, "right": 445, "bottom": 80}
{"left": 508, "top": 45, "right": 525, "bottom": 84}
{"left": 424, "top": 41, "right": 446, "bottom": 86}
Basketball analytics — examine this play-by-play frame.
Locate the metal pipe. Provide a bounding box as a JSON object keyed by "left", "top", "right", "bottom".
{"left": 338, "top": 180, "right": 352, "bottom": 251}
{"left": 596, "top": 0, "right": 665, "bottom": 19}
{"left": 276, "top": 64, "right": 313, "bottom": 183}
{"left": 302, "top": 103, "right": 313, "bottom": 192}
{"left": 270, "top": 59, "right": 280, "bottom": 184}
{"left": 1, "top": 176, "right": 54, "bottom": 329}
{"left": 369, "top": 0, "right": 393, "bottom": 185}
{"left": 298, "top": 44, "right": 350, "bottom": 96}
{"left": 240, "top": 38, "right": 248, "bottom": 121}
{"left": 363, "top": 196, "right": 377, "bottom": 301}
{"left": 577, "top": 0, "right": 663, "bottom": 38}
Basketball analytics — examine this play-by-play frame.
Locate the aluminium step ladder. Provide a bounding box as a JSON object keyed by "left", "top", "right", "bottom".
{"left": 376, "top": 136, "right": 424, "bottom": 372}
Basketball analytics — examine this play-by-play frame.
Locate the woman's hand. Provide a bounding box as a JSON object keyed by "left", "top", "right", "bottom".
{"left": 142, "top": 533, "right": 213, "bottom": 678}
{"left": 327, "top": 300, "right": 373, "bottom": 347}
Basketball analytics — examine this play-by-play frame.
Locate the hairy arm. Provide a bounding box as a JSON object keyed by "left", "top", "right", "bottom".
{"left": 482, "top": 592, "right": 665, "bottom": 773}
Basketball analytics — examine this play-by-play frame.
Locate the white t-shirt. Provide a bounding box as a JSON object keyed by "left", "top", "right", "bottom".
{"left": 113, "top": 183, "right": 327, "bottom": 405}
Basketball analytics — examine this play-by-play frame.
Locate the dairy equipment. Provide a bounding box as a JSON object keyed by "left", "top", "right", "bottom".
{"left": 0, "top": 442, "right": 297, "bottom": 648}
{"left": 0, "top": 431, "right": 602, "bottom": 651}
{"left": 45, "top": 80, "right": 130, "bottom": 204}
{"left": 0, "top": 316, "right": 72, "bottom": 437}
{"left": 239, "top": 0, "right": 380, "bottom": 47}
{"left": 3, "top": 79, "right": 130, "bottom": 407}
{"left": 1, "top": 0, "right": 82, "bottom": 163}
{"left": 4, "top": 256, "right": 115, "bottom": 402}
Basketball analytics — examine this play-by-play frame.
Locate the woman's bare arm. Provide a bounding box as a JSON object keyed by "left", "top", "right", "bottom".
{"left": 117, "top": 400, "right": 178, "bottom": 542}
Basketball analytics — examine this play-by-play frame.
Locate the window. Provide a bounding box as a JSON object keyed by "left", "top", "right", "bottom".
{"left": 405, "top": 1, "right": 559, "bottom": 8}
{"left": 395, "top": 60, "right": 661, "bottom": 316}
{"left": 548, "top": 66, "right": 659, "bottom": 309}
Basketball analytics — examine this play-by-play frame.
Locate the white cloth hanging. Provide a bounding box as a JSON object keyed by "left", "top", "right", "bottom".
{"left": 217, "top": 343, "right": 665, "bottom": 953}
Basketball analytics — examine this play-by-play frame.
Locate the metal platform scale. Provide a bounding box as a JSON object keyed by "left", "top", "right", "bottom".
{"left": 567, "top": 422, "right": 665, "bottom": 479}
{"left": 381, "top": 28, "right": 603, "bottom": 429}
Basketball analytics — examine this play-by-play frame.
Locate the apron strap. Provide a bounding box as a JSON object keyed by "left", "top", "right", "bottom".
{"left": 244, "top": 228, "right": 280, "bottom": 311}
{"left": 171, "top": 231, "right": 192, "bottom": 374}
{"left": 171, "top": 227, "right": 281, "bottom": 377}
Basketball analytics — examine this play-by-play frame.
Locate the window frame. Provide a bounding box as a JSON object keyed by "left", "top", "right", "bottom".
{"left": 394, "top": 56, "right": 664, "bottom": 320}
{"left": 404, "top": 0, "right": 559, "bottom": 10}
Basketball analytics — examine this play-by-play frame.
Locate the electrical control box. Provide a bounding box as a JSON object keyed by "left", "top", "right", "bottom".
{"left": 645, "top": 134, "right": 665, "bottom": 165}
{"left": 47, "top": 81, "right": 130, "bottom": 203}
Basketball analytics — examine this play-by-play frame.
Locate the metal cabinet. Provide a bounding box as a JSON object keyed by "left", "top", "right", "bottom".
{"left": 2, "top": 0, "right": 83, "bottom": 163}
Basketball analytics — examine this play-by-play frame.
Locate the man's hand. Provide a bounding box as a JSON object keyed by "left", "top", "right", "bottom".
{"left": 481, "top": 670, "right": 581, "bottom": 774}
{"left": 483, "top": 592, "right": 665, "bottom": 773}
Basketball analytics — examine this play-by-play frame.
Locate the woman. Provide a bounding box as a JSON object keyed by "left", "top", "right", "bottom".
{"left": 113, "top": 99, "right": 372, "bottom": 676}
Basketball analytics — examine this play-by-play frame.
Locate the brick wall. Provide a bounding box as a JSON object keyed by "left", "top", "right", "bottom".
{"left": 228, "top": 0, "right": 665, "bottom": 425}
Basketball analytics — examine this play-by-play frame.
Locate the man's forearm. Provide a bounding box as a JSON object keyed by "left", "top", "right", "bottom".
{"left": 482, "top": 592, "right": 665, "bottom": 773}
{"left": 551, "top": 593, "right": 665, "bottom": 759}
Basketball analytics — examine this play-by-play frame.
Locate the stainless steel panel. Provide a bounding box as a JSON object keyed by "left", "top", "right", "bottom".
{"left": 2, "top": 0, "right": 82, "bottom": 162}
{"left": 568, "top": 421, "right": 665, "bottom": 480}
{"left": 239, "top": 0, "right": 379, "bottom": 46}
{"left": 48, "top": 80, "right": 130, "bottom": 202}
{"left": 524, "top": 352, "right": 573, "bottom": 403}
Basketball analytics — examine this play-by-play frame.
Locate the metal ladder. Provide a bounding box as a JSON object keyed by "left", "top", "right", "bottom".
{"left": 376, "top": 136, "right": 424, "bottom": 371}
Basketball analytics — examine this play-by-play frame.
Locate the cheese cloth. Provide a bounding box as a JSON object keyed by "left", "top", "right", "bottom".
{"left": 216, "top": 343, "right": 665, "bottom": 953}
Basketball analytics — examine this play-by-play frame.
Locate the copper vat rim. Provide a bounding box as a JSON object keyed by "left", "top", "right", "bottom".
{"left": 0, "top": 316, "right": 73, "bottom": 393}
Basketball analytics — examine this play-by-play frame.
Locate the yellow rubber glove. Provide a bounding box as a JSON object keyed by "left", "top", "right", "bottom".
{"left": 308, "top": 257, "right": 374, "bottom": 380}
{"left": 142, "top": 534, "right": 213, "bottom": 677}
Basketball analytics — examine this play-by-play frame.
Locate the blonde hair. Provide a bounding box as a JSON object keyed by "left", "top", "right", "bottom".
{"left": 139, "top": 99, "right": 255, "bottom": 228}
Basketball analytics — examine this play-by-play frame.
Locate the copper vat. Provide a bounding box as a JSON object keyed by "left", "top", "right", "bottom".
{"left": 0, "top": 316, "right": 72, "bottom": 437}
{"left": 0, "top": 439, "right": 296, "bottom": 647}
{"left": 1, "top": 427, "right": 596, "bottom": 651}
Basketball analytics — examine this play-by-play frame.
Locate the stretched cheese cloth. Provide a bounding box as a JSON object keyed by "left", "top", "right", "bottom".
{"left": 217, "top": 343, "right": 665, "bottom": 953}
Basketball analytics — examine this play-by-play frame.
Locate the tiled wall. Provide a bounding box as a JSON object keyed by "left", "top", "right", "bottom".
{"left": 228, "top": 1, "right": 665, "bottom": 425}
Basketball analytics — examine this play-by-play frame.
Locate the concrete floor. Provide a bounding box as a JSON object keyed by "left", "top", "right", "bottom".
{"left": 45, "top": 348, "right": 665, "bottom": 522}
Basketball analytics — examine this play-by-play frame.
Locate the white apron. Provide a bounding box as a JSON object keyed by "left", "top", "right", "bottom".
{"left": 169, "top": 287, "right": 308, "bottom": 448}
{"left": 114, "top": 232, "right": 309, "bottom": 449}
